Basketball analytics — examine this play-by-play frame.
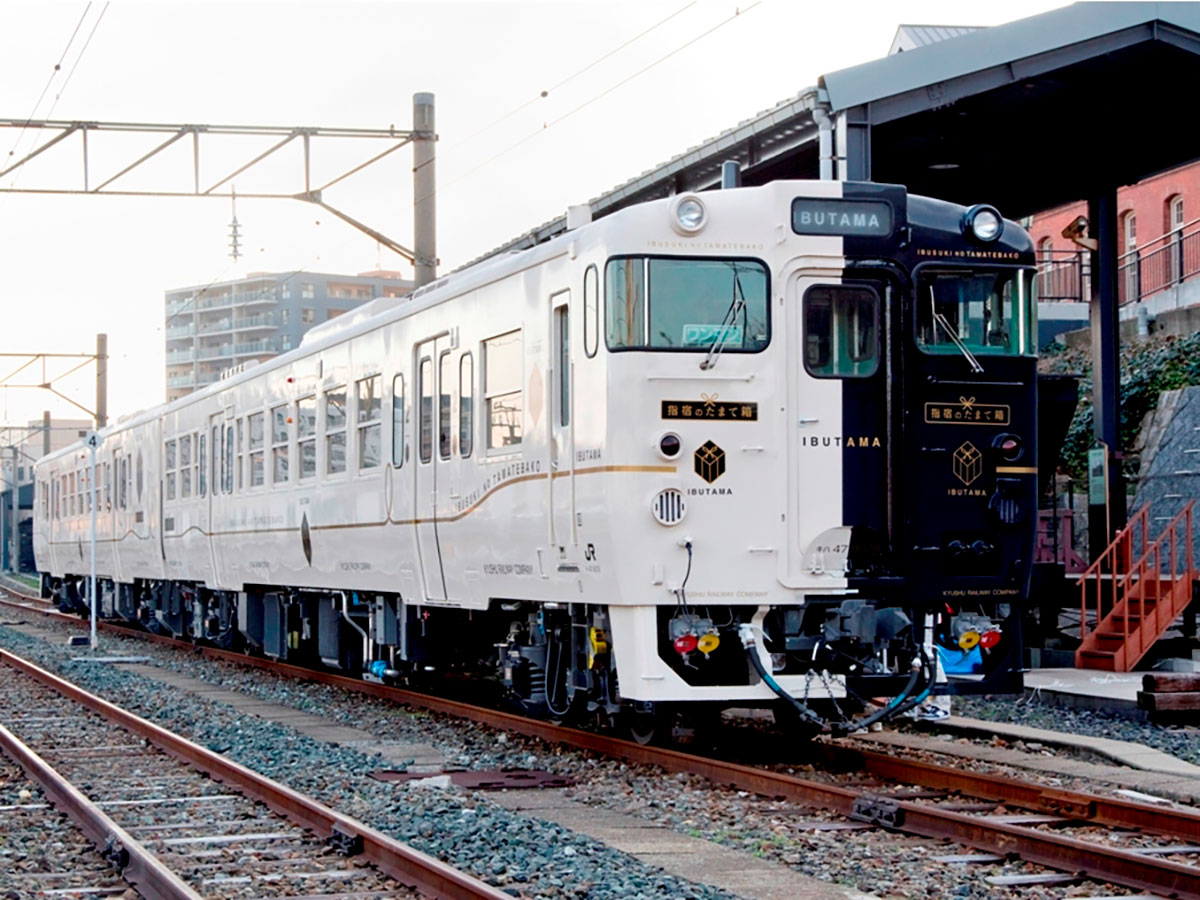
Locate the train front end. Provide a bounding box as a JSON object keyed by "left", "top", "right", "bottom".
{"left": 601, "top": 181, "right": 1038, "bottom": 731}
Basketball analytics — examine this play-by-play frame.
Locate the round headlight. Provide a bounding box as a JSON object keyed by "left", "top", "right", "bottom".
{"left": 964, "top": 204, "right": 1003, "bottom": 242}
{"left": 670, "top": 195, "right": 707, "bottom": 235}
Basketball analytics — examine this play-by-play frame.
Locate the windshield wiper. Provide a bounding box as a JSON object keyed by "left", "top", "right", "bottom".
{"left": 700, "top": 265, "right": 747, "bottom": 371}
{"left": 930, "top": 288, "right": 984, "bottom": 374}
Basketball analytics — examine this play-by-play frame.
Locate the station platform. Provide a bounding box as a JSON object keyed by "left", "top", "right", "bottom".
{"left": 1020, "top": 667, "right": 1143, "bottom": 713}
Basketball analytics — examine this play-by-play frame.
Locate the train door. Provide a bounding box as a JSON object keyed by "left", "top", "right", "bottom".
{"left": 784, "top": 270, "right": 891, "bottom": 584}
{"left": 413, "top": 338, "right": 447, "bottom": 600}
{"left": 549, "top": 290, "right": 576, "bottom": 554}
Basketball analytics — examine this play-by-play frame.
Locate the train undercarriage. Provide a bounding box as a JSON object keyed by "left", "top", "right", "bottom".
{"left": 42, "top": 572, "right": 1017, "bottom": 740}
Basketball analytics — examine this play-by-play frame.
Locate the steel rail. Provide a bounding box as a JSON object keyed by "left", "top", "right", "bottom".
{"left": 0, "top": 648, "right": 510, "bottom": 900}
{"left": 4, "top": 591, "right": 1200, "bottom": 897}
{"left": 0, "top": 720, "right": 205, "bottom": 900}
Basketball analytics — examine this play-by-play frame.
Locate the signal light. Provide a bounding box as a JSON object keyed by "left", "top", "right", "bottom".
{"left": 697, "top": 632, "right": 720, "bottom": 655}
{"left": 673, "top": 633, "right": 698, "bottom": 655}
{"left": 979, "top": 630, "right": 1002, "bottom": 650}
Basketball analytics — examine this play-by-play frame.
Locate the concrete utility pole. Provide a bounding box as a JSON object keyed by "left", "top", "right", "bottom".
{"left": 95, "top": 333, "right": 107, "bottom": 429}
{"left": 42, "top": 411, "right": 51, "bottom": 457}
{"left": 413, "top": 93, "right": 437, "bottom": 288}
{"left": 7, "top": 446, "right": 17, "bottom": 573}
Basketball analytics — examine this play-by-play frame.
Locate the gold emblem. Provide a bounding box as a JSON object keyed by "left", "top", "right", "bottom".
{"left": 952, "top": 442, "right": 983, "bottom": 486}
{"left": 694, "top": 441, "right": 726, "bottom": 484}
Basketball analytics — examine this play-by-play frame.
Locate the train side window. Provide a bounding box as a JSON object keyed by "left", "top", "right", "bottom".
{"left": 439, "top": 353, "right": 453, "bottom": 460}
{"left": 483, "top": 330, "right": 523, "bottom": 450}
{"left": 556, "top": 305, "right": 569, "bottom": 427}
{"left": 236, "top": 418, "right": 244, "bottom": 491}
{"left": 248, "top": 412, "right": 265, "bottom": 486}
{"left": 211, "top": 425, "right": 220, "bottom": 494}
{"left": 356, "top": 375, "right": 381, "bottom": 470}
{"left": 459, "top": 353, "right": 473, "bottom": 458}
{"left": 419, "top": 358, "right": 433, "bottom": 464}
{"left": 802, "top": 284, "right": 880, "bottom": 379}
{"left": 104, "top": 463, "right": 112, "bottom": 511}
{"left": 198, "top": 434, "right": 206, "bottom": 497}
{"left": 325, "top": 387, "right": 347, "bottom": 475}
{"left": 605, "top": 258, "right": 646, "bottom": 348}
{"left": 272, "top": 404, "right": 290, "bottom": 484}
{"left": 298, "top": 396, "right": 317, "bottom": 479}
{"left": 224, "top": 424, "right": 234, "bottom": 493}
{"left": 391, "top": 374, "right": 405, "bottom": 467}
{"left": 192, "top": 432, "right": 200, "bottom": 498}
{"left": 136, "top": 451, "right": 143, "bottom": 503}
{"left": 583, "top": 265, "right": 598, "bottom": 358}
{"left": 179, "top": 435, "right": 192, "bottom": 499}
{"left": 165, "top": 439, "right": 177, "bottom": 501}
{"left": 69, "top": 472, "right": 75, "bottom": 516}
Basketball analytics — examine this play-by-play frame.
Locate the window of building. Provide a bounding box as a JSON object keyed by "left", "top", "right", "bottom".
{"left": 281, "top": 308, "right": 290, "bottom": 325}
{"left": 356, "top": 375, "right": 381, "bottom": 470}
{"left": 804, "top": 285, "right": 880, "bottom": 379}
{"left": 281, "top": 335, "right": 291, "bottom": 350}
{"left": 583, "top": 265, "right": 599, "bottom": 358}
{"left": 301, "top": 283, "right": 315, "bottom": 299}
{"left": 298, "top": 396, "right": 317, "bottom": 478}
{"left": 459, "top": 354, "right": 473, "bottom": 458}
{"left": 419, "top": 358, "right": 433, "bottom": 464}
{"left": 281, "top": 285, "right": 291, "bottom": 300}
{"left": 165, "top": 439, "right": 177, "bottom": 501}
{"left": 392, "top": 374, "right": 405, "bottom": 467}
{"left": 179, "top": 434, "right": 192, "bottom": 498}
{"left": 605, "top": 257, "right": 770, "bottom": 352}
{"left": 327, "top": 309, "right": 345, "bottom": 320}
{"left": 439, "top": 353, "right": 453, "bottom": 460}
{"left": 272, "top": 404, "right": 289, "bottom": 484}
{"left": 484, "top": 330, "right": 523, "bottom": 450}
{"left": 1038, "top": 237, "right": 1054, "bottom": 263}
{"left": 325, "top": 387, "right": 347, "bottom": 474}
{"left": 302, "top": 308, "right": 315, "bottom": 324}
{"left": 248, "top": 412, "right": 265, "bottom": 486}
{"left": 1123, "top": 211, "right": 1137, "bottom": 253}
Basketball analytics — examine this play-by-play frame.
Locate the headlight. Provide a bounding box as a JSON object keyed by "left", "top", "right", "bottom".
{"left": 670, "top": 194, "right": 707, "bottom": 235}
{"left": 963, "top": 204, "right": 1003, "bottom": 243}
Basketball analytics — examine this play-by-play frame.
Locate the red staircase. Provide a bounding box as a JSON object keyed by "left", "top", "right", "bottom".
{"left": 1076, "top": 501, "right": 1197, "bottom": 671}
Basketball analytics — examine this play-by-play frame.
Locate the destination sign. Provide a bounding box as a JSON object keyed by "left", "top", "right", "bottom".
{"left": 791, "top": 198, "right": 893, "bottom": 237}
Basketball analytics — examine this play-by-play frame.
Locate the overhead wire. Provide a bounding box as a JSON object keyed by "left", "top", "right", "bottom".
{"left": 444, "top": 1, "right": 696, "bottom": 154}
{"left": 43, "top": 1, "right": 110, "bottom": 121}
{"left": 4, "top": 2, "right": 93, "bottom": 171}
{"left": 425, "top": 2, "right": 762, "bottom": 204}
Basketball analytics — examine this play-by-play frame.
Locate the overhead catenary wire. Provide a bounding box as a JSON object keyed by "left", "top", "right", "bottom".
{"left": 42, "top": 2, "right": 110, "bottom": 122}
{"left": 424, "top": 2, "right": 762, "bottom": 205}
{"left": 4, "top": 2, "right": 94, "bottom": 171}
{"left": 444, "top": 1, "right": 697, "bottom": 154}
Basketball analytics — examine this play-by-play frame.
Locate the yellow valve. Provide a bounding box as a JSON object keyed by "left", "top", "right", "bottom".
{"left": 587, "top": 627, "right": 608, "bottom": 669}
{"left": 957, "top": 630, "right": 981, "bottom": 651}
{"left": 697, "top": 632, "right": 720, "bottom": 655}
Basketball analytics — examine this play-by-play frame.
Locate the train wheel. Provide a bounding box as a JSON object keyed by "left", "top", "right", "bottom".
{"left": 624, "top": 702, "right": 669, "bottom": 746}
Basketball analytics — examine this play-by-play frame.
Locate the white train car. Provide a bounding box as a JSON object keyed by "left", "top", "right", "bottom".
{"left": 35, "top": 179, "right": 1039, "bottom": 736}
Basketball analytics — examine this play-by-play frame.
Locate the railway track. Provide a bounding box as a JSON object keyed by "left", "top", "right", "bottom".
{"left": 0, "top": 644, "right": 510, "bottom": 900}
{"left": 5, "top": 586, "right": 1200, "bottom": 898}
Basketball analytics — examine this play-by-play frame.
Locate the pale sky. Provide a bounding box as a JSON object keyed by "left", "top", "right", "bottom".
{"left": 0, "top": 0, "right": 1069, "bottom": 427}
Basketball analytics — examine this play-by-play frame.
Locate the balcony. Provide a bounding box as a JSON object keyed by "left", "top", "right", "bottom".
{"left": 235, "top": 338, "right": 279, "bottom": 356}
{"left": 195, "top": 293, "right": 233, "bottom": 311}
{"left": 166, "top": 373, "right": 195, "bottom": 388}
{"left": 234, "top": 289, "right": 278, "bottom": 306}
{"left": 234, "top": 313, "right": 277, "bottom": 330}
{"left": 197, "top": 318, "right": 232, "bottom": 335}
{"left": 196, "top": 371, "right": 221, "bottom": 386}
{"left": 165, "top": 349, "right": 195, "bottom": 365}
{"left": 165, "top": 324, "right": 195, "bottom": 340}
{"left": 197, "top": 344, "right": 234, "bottom": 361}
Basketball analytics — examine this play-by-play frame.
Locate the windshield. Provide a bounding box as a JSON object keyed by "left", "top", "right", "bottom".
{"left": 605, "top": 257, "right": 769, "bottom": 351}
{"left": 916, "top": 268, "right": 1037, "bottom": 357}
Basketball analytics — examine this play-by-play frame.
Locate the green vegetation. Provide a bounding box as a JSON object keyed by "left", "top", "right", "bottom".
{"left": 1041, "top": 331, "right": 1200, "bottom": 481}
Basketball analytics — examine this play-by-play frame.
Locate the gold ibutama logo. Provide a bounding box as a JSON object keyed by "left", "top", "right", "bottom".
{"left": 953, "top": 442, "right": 983, "bottom": 486}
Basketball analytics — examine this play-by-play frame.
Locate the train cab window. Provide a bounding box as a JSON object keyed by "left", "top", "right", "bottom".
{"left": 179, "top": 435, "right": 192, "bottom": 499}
{"left": 325, "top": 387, "right": 347, "bottom": 475}
{"left": 916, "top": 268, "right": 1037, "bottom": 358}
{"left": 248, "top": 412, "right": 265, "bottom": 486}
{"left": 583, "top": 265, "right": 599, "bottom": 358}
{"left": 391, "top": 374, "right": 405, "bottom": 467}
{"left": 605, "top": 257, "right": 769, "bottom": 352}
{"left": 439, "top": 354, "right": 453, "bottom": 460}
{"left": 483, "top": 330, "right": 522, "bottom": 450}
{"left": 459, "top": 354, "right": 473, "bottom": 458}
{"left": 419, "top": 358, "right": 433, "bottom": 464}
{"left": 298, "top": 396, "right": 317, "bottom": 479}
{"left": 803, "top": 285, "right": 880, "bottom": 379}
{"left": 356, "top": 375, "right": 382, "bottom": 470}
{"left": 272, "top": 404, "right": 290, "bottom": 484}
{"left": 165, "top": 439, "right": 177, "bottom": 501}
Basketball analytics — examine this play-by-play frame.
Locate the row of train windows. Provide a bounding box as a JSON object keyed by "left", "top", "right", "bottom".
{"left": 44, "top": 452, "right": 143, "bottom": 520}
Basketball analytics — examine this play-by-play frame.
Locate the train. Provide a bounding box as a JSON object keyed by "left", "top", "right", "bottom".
{"left": 33, "top": 179, "right": 1038, "bottom": 740}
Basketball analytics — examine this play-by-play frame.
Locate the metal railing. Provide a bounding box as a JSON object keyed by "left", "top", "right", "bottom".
{"left": 1036, "top": 250, "right": 1086, "bottom": 302}
{"left": 233, "top": 314, "right": 276, "bottom": 329}
{"left": 1119, "top": 221, "right": 1200, "bottom": 305}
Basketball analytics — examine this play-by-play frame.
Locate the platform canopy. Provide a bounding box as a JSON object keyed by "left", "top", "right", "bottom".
{"left": 479, "top": 2, "right": 1200, "bottom": 258}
